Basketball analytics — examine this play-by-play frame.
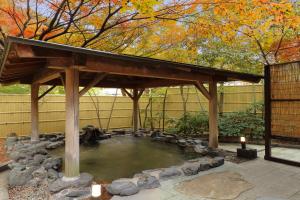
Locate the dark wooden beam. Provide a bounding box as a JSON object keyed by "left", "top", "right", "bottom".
{"left": 79, "top": 73, "right": 106, "bottom": 97}
{"left": 32, "top": 68, "right": 62, "bottom": 84}
{"left": 85, "top": 57, "right": 211, "bottom": 82}
{"left": 38, "top": 85, "right": 56, "bottom": 100}
{"left": 194, "top": 81, "right": 211, "bottom": 100}
{"left": 121, "top": 88, "right": 133, "bottom": 99}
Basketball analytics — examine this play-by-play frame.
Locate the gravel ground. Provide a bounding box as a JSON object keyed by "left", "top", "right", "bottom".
{"left": 8, "top": 182, "right": 50, "bottom": 200}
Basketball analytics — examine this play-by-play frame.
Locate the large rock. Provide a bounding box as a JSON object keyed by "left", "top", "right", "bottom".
{"left": 199, "top": 161, "right": 211, "bottom": 171}
{"left": 47, "top": 168, "right": 59, "bottom": 182}
{"left": 137, "top": 175, "right": 160, "bottom": 189}
{"left": 9, "top": 151, "right": 28, "bottom": 161}
{"left": 6, "top": 136, "right": 18, "bottom": 147}
{"left": 193, "top": 145, "right": 208, "bottom": 155}
{"left": 107, "top": 180, "right": 139, "bottom": 196}
{"left": 51, "top": 187, "right": 91, "bottom": 199}
{"left": 8, "top": 162, "right": 26, "bottom": 170}
{"left": 8, "top": 166, "right": 38, "bottom": 186}
{"left": 49, "top": 173, "right": 93, "bottom": 193}
{"left": 33, "top": 154, "right": 47, "bottom": 164}
{"left": 159, "top": 167, "right": 182, "bottom": 180}
{"left": 32, "top": 167, "right": 47, "bottom": 179}
{"left": 210, "top": 157, "right": 225, "bottom": 168}
{"left": 177, "top": 139, "right": 187, "bottom": 147}
{"left": 182, "top": 164, "right": 199, "bottom": 176}
{"left": 42, "top": 157, "right": 63, "bottom": 170}
{"left": 46, "top": 141, "right": 64, "bottom": 149}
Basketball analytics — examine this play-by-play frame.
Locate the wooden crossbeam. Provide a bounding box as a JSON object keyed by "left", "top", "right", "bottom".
{"left": 194, "top": 81, "right": 211, "bottom": 100}
{"left": 33, "top": 69, "right": 61, "bottom": 84}
{"left": 79, "top": 73, "right": 107, "bottom": 97}
{"left": 38, "top": 85, "right": 56, "bottom": 100}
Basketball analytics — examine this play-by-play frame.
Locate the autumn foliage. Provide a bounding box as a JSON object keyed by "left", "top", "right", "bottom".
{"left": 0, "top": 0, "right": 299, "bottom": 73}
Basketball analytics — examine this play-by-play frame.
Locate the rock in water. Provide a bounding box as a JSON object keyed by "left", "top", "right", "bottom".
{"left": 159, "top": 167, "right": 182, "bottom": 180}
{"left": 137, "top": 175, "right": 160, "bottom": 189}
{"left": 106, "top": 180, "right": 139, "bottom": 196}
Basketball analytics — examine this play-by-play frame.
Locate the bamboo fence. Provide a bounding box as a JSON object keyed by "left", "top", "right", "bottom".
{"left": 0, "top": 84, "right": 263, "bottom": 137}
{"left": 270, "top": 62, "right": 300, "bottom": 138}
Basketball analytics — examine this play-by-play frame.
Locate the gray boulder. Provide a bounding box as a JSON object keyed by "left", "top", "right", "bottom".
{"left": 182, "top": 164, "right": 199, "bottom": 176}
{"left": 8, "top": 166, "right": 38, "bottom": 186}
{"left": 33, "top": 154, "right": 47, "bottom": 164}
{"left": 107, "top": 180, "right": 139, "bottom": 196}
{"left": 46, "top": 141, "right": 64, "bottom": 149}
{"left": 137, "top": 175, "right": 160, "bottom": 189}
{"left": 199, "top": 161, "right": 211, "bottom": 171}
{"left": 8, "top": 162, "right": 26, "bottom": 170}
{"left": 9, "top": 151, "right": 27, "bottom": 161}
{"left": 42, "top": 157, "right": 63, "bottom": 170}
{"left": 49, "top": 173, "right": 93, "bottom": 193}
{"left": 159, "top": 168, "right": 182, "bottom": 180}
{"left": 177, "top": 139, "right": 187, "bottom": 147}
{"left": 210, "top": 157, "right": 225, "bottom": 168}
{"left": 52, "top": 187, "right": 91, "bottom": 199}
{"left": 193, "top": 145, "right": 208, "bottom": 155}
{"left": 47, "top": 168, "right": 59, "bottom": 182}
{"left": 32, "top": 167, "right": 47, "bottom": 179}
{"left": 6, "top": 136, "right": 18, "bottom": 147}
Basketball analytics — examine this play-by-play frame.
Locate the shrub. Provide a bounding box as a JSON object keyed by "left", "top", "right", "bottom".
{"left": 168, "top": 112, "right": 209, "bottom": 135}
{"left": 218, "top": 111, "right": 264, "bottom": 139}
{"left": 168, "top": 102, "right": 264, "bottom": 139}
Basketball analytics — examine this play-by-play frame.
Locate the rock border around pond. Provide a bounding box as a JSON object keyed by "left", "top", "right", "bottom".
{"left": 106, "top": 156, "right": 225, "bottom": 197}
{"left": 5, "top": 128, "right": 225, "bottom": 199}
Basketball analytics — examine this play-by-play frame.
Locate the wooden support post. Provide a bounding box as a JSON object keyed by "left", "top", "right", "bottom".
{"left": 64, "top": 67, "right": 80, "bottom": 179}
{"left": 31, "top": 83, "right": 39, "bottom": 142}
{"left": 132, "top": 89, "right": 144, "bottom": 132}
{"left": 133, "top": 89, "right": 139, "bottom": 133}
{"left": 209, "top": 81, "right": 219, "bottom": 148}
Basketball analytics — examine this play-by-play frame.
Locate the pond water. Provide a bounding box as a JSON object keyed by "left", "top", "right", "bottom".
{"left": 51, "top": 136, "right": 193, "bottom": 181}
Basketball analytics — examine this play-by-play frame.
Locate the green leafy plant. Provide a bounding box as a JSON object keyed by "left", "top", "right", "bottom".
{"left": 168, "top": 112, "right": 209, "bottom": 135}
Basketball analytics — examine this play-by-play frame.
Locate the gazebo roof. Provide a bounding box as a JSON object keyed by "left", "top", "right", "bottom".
{"left": 0, "top": 37, "right": 263, "bottom": 88}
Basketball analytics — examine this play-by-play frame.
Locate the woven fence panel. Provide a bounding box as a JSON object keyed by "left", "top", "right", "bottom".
{"left": 0, "top": 85, "right": 263, "bottom": 137}
{"left": 270, "top": 62, "right": 300, "bottom": 138}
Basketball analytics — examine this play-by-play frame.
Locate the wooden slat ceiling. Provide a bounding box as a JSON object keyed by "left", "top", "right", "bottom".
{"left": 0, "top": 37, "right": 263, "bottom": 88}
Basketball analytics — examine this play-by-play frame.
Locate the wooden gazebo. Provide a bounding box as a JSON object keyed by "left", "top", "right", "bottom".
{"left": 0, "top": 37, "right": 262, "bottom": 180}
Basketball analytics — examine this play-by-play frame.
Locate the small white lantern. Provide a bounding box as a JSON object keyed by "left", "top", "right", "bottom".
{"left": 91, "top": 184, "right": 101, "bottom": 198}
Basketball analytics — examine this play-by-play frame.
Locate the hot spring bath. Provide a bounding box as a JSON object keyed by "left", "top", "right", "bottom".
{"left": 50, "top": 136, "right": 193, "bottom": 181}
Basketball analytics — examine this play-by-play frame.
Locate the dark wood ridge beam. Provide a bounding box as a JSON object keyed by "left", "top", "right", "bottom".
{"left": 46, "top": 57, "right": 211, "bottom": 82}
{"left": 79, "top": 73, "right": 107, "bottom": 97}
{"left": 86, "top": 57, "right": 211, "bottom": 82}
{"left": 194, "top": 81, "right": 211, "bottom": 100}
{"left": 13, "top": 43, "right": 71, "bottom": 58}
{"left": 38, "top": 85, "right": 56, "bottom": 100}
